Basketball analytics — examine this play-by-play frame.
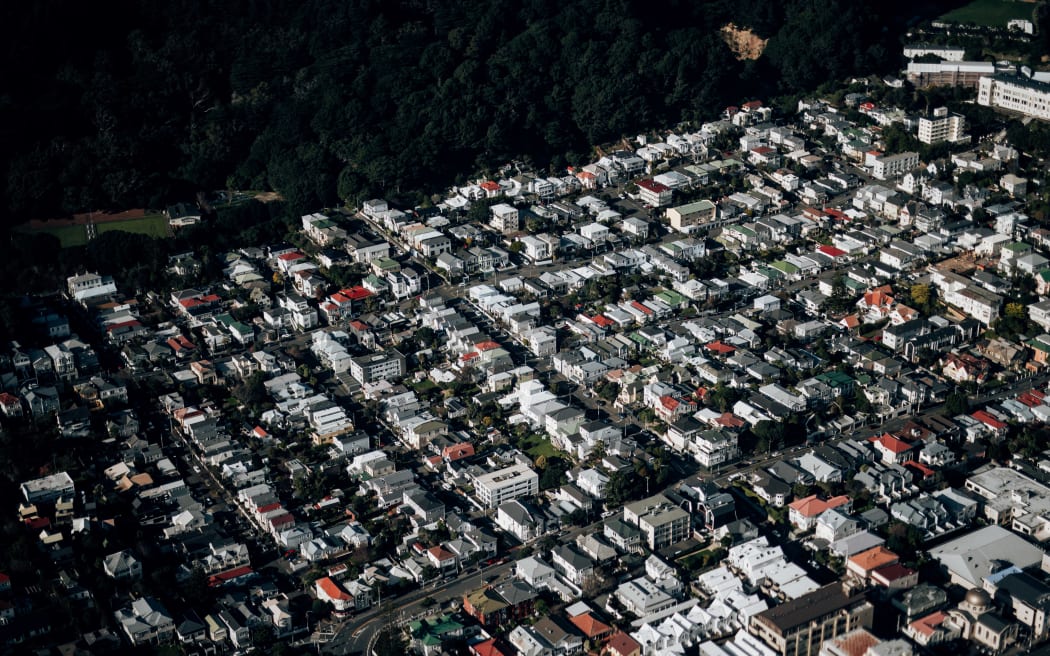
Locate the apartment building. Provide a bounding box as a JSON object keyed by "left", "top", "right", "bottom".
{"left": 666, "top": 199, "right": 717, "bottom": 234}
{"left": 871, "top": 152, "right": 919, "bottom": 181}
{"left": 624, "top": 494, "right": 691, "bottom": 550}
{"left": 750, "top": 583, "right": 874, "bottom": 656}
{"left": 637, "top": 179, "right": 673, "bottom": 208}
{"left": 918, "top": 108, "right": 968, "bottom": 145}
{"left": 490, "top": 203, "right": 521, "bottom": 234}
{"left": 979, "top": 74, "right": 1050, "bottom": 121}
{"left": 474, "top": 463, "right": 539, "bottom": 509}
{"left": 349, "top": 350, "right": 406, "bottom": 384}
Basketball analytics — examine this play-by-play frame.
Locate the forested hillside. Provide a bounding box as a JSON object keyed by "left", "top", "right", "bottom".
{"left": 0, "top": 0, "right": 959, "bottom": 221}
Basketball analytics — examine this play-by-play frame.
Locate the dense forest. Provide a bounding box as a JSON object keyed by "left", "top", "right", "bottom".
{"left": 1, "top": 0, "right": 962, "bottom": 222}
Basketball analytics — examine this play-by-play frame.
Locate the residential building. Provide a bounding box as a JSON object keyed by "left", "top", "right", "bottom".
{"left": 918, "top": 108, "right": 968, "bottom": 145}
{"left": 979, "top": 74, "right": 1050, "bottom": 121}
{"left": 667, "top": 200, "right": 717, "bottom": 234}
{"left": 349, "top": 350, "right": 406, "bottom": 384}
{"left": 624, "top": 494, "right": 690, "bottom": 550}
{"left": 474, "top": 463, "right": 539, "bottom": 509}
{"left": 749, "top": 583, "right": 874, "bottom": 656}
{"left": 871, "top": 152, "right": 919, "bottom": 181}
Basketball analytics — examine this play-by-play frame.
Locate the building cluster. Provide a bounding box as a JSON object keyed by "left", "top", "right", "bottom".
{"left": 11, "top": 31, "right": 1050, "bottom": 656}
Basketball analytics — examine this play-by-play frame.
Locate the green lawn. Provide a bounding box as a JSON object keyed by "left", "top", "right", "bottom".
{"left": 939, "top": 0, "right": 1034, "bottom": 26}
{"left": 33, "top": 224, "right": 89, "bottom": 248}
{"left": 523, "top": 435, "right": 559, "bottom": 460}
{"left": 17, "top": 214, "right": 170, "bottom": 248}
{"left": 96, "top": 214, "right": 170, "bottom": 239}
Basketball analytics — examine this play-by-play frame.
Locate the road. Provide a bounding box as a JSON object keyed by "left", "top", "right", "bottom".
{"left": 325, "top": 559, "right": 518, "bottom": 655}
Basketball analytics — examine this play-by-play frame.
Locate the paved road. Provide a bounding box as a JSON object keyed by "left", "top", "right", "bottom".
{"left": 324, "top": 559, "right": 518, "bottom": 655}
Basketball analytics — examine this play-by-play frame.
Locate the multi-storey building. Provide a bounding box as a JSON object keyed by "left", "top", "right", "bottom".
{"left": 623, "top": 494, "right": 690, "bottom": 550}
{"left": 979, "top": 74, "right": 1050, "bottom": 121}
{"left": 474, "top": 463, "right": 539, "bottom": 509}
{"left": 871, "top": 152, "right": 919, "bottom": 181}
{"left": 749, "top": 583, "right": 874, "bottom": 656}
{"left": 666, "top": 200, "right": 717, "bottom": 234}
{"left": 918, "top": 108, "right": 968, "bottom": 145}
{"left": 349, "top": 350, "right": 406, "bottom": 384}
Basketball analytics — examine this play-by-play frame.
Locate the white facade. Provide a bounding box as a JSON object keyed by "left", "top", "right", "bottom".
{"left": 979, "top": 74, "right": 1050, "bottom": 121}
{"left": 474, "top": 463, "right": 539, "bottom": 509}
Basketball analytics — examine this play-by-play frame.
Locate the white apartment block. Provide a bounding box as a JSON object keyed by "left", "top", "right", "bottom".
{"left": 871, "top": 152, "right": 919, "bottom": 181}
{"left": 666, "top": 200, "right": 717, "bottom": 234}
{"left": 979, "top": 74, "right": 1050, "bottom": 121}
{"left": 474, "top": 463, "right": 539, "bottom": 509}
{"left": 490, "top": 203, "right": 520, "bottom": 234}
{"left": 918, "top": 108, "right": 968, "bottom": 145}
{"left": 349, "top": 351, "right": 405, "bottom": 384}
{"left": 903, "top": 45, "right": 965, "bottom": 61}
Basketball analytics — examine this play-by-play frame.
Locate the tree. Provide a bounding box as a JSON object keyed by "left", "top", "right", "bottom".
{"left": 373, "top": 626, "right": 408, "bottom": 656}
{"left": 910, "top": 283, "right": 930, "bottom": 308}
{"left": 944, "top": 391, "right": 970, "bottom": 416}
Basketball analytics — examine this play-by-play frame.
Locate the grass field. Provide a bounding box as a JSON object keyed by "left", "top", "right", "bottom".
{"left": 523, "top": 435, "right": 559, "bottom": 460}
{"left": 939, "top": 0, "right": 1035, "bottom": 26}
{"left": 36, "top": 224, "right": 89, "bottom": 248}
{"left": 96, "top": 214, "right": 170, "bottom": 239}
{"left": 18, "top": 214, "right": 170, "bottom": 248}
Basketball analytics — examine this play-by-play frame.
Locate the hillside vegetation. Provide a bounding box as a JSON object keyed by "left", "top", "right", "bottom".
{"left": 0, "top": 0, "right": 959, "bottom": 222}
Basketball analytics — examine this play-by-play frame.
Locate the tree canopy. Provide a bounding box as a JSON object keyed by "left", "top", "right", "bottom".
{"left": 1, "top": 0, "right": 949, "bottom": 223}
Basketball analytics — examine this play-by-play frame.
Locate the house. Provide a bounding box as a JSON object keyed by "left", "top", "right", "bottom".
{"left": 496, "top": 500, "right": 545, "bottom": 543}
{"left": 870, "top": 433, "right": 915, "bottom": 465}
{"left": 114, "top": 597, "right": 175, "bottom": 646}
{"left": 103, "top": 550, "right": 143, "bottom": 581}
{"left": 788, "top": 495, "right": 851, "bottom": 531}
{"left": 551, "top": 543, "right": 595, "bottom": 586}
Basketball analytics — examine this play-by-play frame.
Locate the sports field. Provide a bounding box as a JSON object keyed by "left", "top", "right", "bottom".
{"left": 17, "top": 214, "right": 170, "bottom": 248}
{"left": 96, "top": 215, "right": 170, "bottom": 239}
{"left": 939, "top": 0, "right": 1035, "bottom": 27}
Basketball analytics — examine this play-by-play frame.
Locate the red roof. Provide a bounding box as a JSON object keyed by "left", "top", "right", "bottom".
{"left": 638, "top": 179, "right": 670, "bottom": 193}
{"left": 208, "top": 565, "right": 253, "bottom": 586}
{"left": 1018, "top": 393, "right": 1043, "bottom": 408}
{"left": 825, "top": 208, "right": 849, "bottom": 221}
{"left": 569, "top": 612, "right": 612, "bottom": 638}
{"left": 317, "top": 576, "right": 351, "bottom": 601}
{"left": 471, "top": 638, "right": 511, "bottom": 656}
{"left": 253, "top": 426, "right": 269, "bottom": 438}
{"left": 751, "top": 146, "right": 775, "bottom": 155}
{"left": 705, "top": 340, "right": 736, "bottom": 354}
{"left": 0, "top": 392, "right": 20, "bottom": 406}
{"left": 476, "top": 340, "right": 501, "bottom": 351}
{"left": 903, "top": 460, "right": 935, "bottom": 478}
{"left": 330, "top": 293, "right": 351, "bottom": 304}
{"left": 873, "top": 563, "right": 915, "bottom": 584}
{"left": 659, "top": 395, "right": 680, "bottom": 411}
{"left": 606, "top": 631, "right": 642, "bottom": 656}
{"left": 277, "top": 252, "right": 305, "bottom": 261}
{"left": 480, "top": 181, "right": 501, "bottom": 191}
{"left": 106, "top": 319, "right": 142, "bottom": 332}
{"left": 25, "top": 516, "right": 49, "bottom": 530}
{"left": 972, "top": 410, "right": 1006, "bottom": 430}
{"left": 910, "top": 611, "right": 948, "bottom": 637}
{"left": 591, "top": 314, "right": 615, "bottom": 328}
{"left": 257, "top": 502, "right": 282, "bottom": 514}
{"left": 630, "top": 301, "right": 653, "bottom": 315}
{"left": 716, "top": 412, "right": 745, "bottom": 428}
{"left": 442, "top": 443, "right": 475, "bottom": 461}
{"left": 818, "top": 245, "right": 847, "bottom": 257}
{"left": 742, "top": 100, "right": 763, "bottom": 110}
{"left": 341, "top": 286, "right": 372, "bottom": 301}
{"left": 870, "top": 433, "right": 913, "bottom": 454}
{"left": 428, "top": 545, "right": 456, "bottom": 562}
{"left": 461, "top": 351, "right": 480, "bottom": 362}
